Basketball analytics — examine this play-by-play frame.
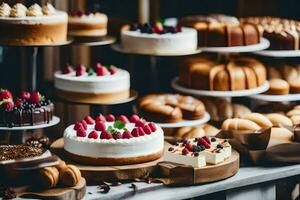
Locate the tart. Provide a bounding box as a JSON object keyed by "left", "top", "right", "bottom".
{"left": 0, "top": 89, "right": 54, "bottom": 127}
{"left": 121, "top": 21, "right": 197, "bottom": 54}
{"left": 0, "top": 3, "right": 67, "bottom": 45}
{"left": 164, "top": 137, "right": 231, "bottom": 167}
{"left": 63, "top": 114, "right": 164, "bottom": 165}
{"left": 54, "top": 63, "right": 130, "bottom": 104}
{"left": 68, "top": 11, "right": 108, "bottom": 37}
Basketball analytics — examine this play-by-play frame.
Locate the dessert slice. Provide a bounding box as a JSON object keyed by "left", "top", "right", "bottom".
{"left": 164, "top": 137, "right": 232, "bottom": 168}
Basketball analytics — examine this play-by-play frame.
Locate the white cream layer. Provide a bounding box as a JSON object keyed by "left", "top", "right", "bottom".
{"left": 64, "top": 122, "right": 164, "bottom": 158}
{"left": 0, "top": 11, "right": 67, "bottom": 24}
{"left": 121, "top": 27, "right": 197, "bottom": 54}
{"left": 68, "top": 13, "right": 107, "bottom": 24}
{"left": 54, "top": 69, "right": 130, "bottom": 93}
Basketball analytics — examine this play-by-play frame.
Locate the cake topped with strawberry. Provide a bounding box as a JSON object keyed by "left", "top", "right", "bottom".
{"left": 54, "top": 62, "right": 130, "bottom": 104}
{"left": 121, "top": 20, "right": 197, "bottom": 54}
{"left": 0, "top": 89, "right": 53, "bottom": 127}
{"left": 63, "top": 114, "right": 164, "bottom": 165}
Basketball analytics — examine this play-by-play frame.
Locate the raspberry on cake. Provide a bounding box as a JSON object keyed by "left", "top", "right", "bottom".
{"left": 63, "top": 114, "right": 164, "bottom": 165}
{"left": 0, "top": 90, "right": 54, "bottom": 127}
{"left": 121, "top": 21, "right": 198, "bottom": 54}
{"left": 54, "top": 62, "right": 130, "bottom": 104}
{"left": 68, "top": 11, "right": 108, "bottom": 37}
{"left": 164, "top": 137, "right": 232, "bottom": 168}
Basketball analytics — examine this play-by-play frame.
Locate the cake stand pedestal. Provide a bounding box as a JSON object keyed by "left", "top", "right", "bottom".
{"left": 0, "top": 116, "right": 60, "bottom": 144}
{"left": 71, "top": 35, "right": 116, "bottom": 46}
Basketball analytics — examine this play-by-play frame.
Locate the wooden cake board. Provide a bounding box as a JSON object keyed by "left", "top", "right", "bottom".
{"left": 157, "top": 150, "right": 240, "bottom": 185}
{"left": 14, "top": 178, "right": 86, "bottom": 200}
{"left": 51, "top": 138, "right": 165, "bottom": 183}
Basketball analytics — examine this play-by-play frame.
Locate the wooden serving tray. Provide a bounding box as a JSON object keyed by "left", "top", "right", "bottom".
{"left": 51, "top": 138, "right": 164, "bottom": 183}
{"left": 157, "top": 150, "right": 240, "bottom": 185}
{"left": 14, "top": 177, "right": 86, "bottom": 200}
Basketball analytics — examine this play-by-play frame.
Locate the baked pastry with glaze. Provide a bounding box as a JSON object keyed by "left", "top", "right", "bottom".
{"left": 39, "top": 167, "right": 59, "bottom": 188}
{"left": 59, "top": 165, "right": 81, "bottom": 187}
{"left": 268, "top": 79, "right": 290, "bottom": 95}
{"left": 64, "top": 114, "right": 164, "bottom": 165}
{"left": 179, "top": 14, "right": 261, "bottom": 47}
{"left": 55, "top": 63, "right": 130, "bottom": 104}
{"left": 178, "top": 55, "right": 266, "bottom": 91}
{"left": 68, "top": 11, "right": 108, "bottom": 37}
{"left": 137, "top": 94, "right": 206, "bottom": 123}
{"left": 0, "top": 3, "right": 67, "bottom": 45}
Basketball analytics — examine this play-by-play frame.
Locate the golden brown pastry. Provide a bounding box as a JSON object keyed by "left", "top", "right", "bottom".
{"left": 243, "top": 113, "right": 273, "bottom": 128}
{"left": 271, "top": 127, "right": 294, "bottom": 141}
{"left": 222, "top": 118, "right": 261, "bottom": 131}
{"left": 290, "top": 115, "right": 300, "bottom": 125}
{"left": 39, "top": 167, "right": 59, "bottom": 188}
{"left": 289, "top": 77, "right": 300, "bottom": 94}
{"left": 266, "top": 113, "right": 293, "bottom": 127}
{"left": 202, "top": 124, "right": 220, "bottom": 136}
{"left": 268, "top": 79, "right": 290, "bottom": 95}
{"left": 59, "top": 165, "right": 81, "bottom": 187}
{"left": 286, "top": 109, "right": 300, "bottom": 117}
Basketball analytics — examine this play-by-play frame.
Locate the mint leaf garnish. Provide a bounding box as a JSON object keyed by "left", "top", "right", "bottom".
{"left": 88, "top": 68, "right": 95, "bottom": 76}
{"left": 113, "top": 120, "right": 125, "bottom": 129}
{"left": 107, "top": 126, "right": 113, "bottom": 132}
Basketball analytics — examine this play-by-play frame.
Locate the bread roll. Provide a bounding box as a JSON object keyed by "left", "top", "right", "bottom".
{"left": 289, "top": 77, "right": 300, "bottom": 94}
{"left": 286, "top": 109, "right": 300, "bottom": 117}
{"left": 266, "top": 113, "right": 293, "bottom": 127}
{"left": 243, "top": 113, "right": 273, "bottom": 128}
{"left": 232, "top": 104, "right": 251, "bottom": 118}
{"left": 271, "top": 127, "right": 293, "bottom": 142}
{"left": 202, "top": 124, "right": 220, "bottom": 136}
{"left": 267, "top": 66, "right": 282, "bottom": 79}
{"left": 290, "top": 115, "right": 300, "bottom": 125}
{"left": 268, "top": 78, "right": 290, "bottom": 95}
{"left": 174, "top": 127, "right": 192, "bottom": 138}
{"left": 186, "top": 127, "right": 206, "bottom": 138}
{"left": 222, "top": 118, "right": 261, "bottom": 131}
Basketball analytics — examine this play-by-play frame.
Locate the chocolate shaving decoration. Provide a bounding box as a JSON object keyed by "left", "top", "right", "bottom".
{"left": 98, "top": 185, "right": 110, "bottom": 194}
{"left": 129, "top": 183, "right": 138, "bottom": 194}
{"left": 39, "top": 136, "right": 50, "bottom": 149}
{"left": 0, "top": 145, "right": 44, "bottom": 161}
{"left": 0, "top": 188, "right": 16, "bottom": 199}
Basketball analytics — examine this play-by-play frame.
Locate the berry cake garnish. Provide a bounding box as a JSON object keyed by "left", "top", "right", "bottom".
{"left": 164, "top": 137, "right": 232, "bottom": 168}
{"left": 129, "top": 20, "right": 182, "bottom": 34}
{"left": 0, "top": 89, "right": 54, "bottom": 127}
{"left": 72, "top": 114, "right": 158, "bottom": 140}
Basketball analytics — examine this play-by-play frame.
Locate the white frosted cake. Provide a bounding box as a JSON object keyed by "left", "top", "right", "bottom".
{"left": 164, "top": 137, "right": 231, "bottom": 168}
{"left": 68, "top": 11, "right": 108, "bottom": 37}
{"left": 63, "top": 114, "right": 164, "bottom": 165}
{"left": 121, "top": 21, "right": 198, "bottom": 54}
{"left": 54, "top": 63, "right": 130, "bottom": 103}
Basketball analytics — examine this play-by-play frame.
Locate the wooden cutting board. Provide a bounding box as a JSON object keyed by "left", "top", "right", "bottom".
{"left": 51, "top": 138, "right": 165, "bottom": 183}
{"left": 12, "top": 178, "right": 86, "bottom": 200}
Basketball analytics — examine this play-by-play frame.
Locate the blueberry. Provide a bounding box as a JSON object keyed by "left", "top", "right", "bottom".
{"left": 217, "top": 144, "right": 223, "bottom": 149}
{"left": 193, "top": 145, "right": 201, "bottom": 152}
{"left": 183, "top": 139, "right": 188, "bottom": 145}
{"left": 211, "top": 137, "right": 216, "bottom": 142}
{"left": 194, "top": 152, "right": 199, "bottom": 157}
{"left": 168, "top": 147, "right": 174, "bottom": 151}
{"left": 194, "top": 138, "right": 199, "bottom": 142}
{"left": 130, "top": 23, "right": 139, "bottom": 31}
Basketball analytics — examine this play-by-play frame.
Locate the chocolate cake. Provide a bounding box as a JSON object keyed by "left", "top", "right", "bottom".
{"left": 0, "top": 145, "right": 44, "bottom": 161}
{"left": 0, "top": 90, "right": 54, "bottom": 127}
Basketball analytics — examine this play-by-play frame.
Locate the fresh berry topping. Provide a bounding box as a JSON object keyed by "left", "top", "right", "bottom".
{"left": 193, "top": 145, "right": 201, "bottom": 152}
{"left": 96, "top": 66, "right": 108, "bottom": 76}
{"left": 182, "top": 148, "right": 189, "bottom": 155}
{"left": 113, "top": 132, "right": 122, "bottom": 140}
{"left": 135, "top": 119, "right": 145, "bottom": 127}
{"left": 176, "top": 25, "right": 182, "bottom": 32}
{"left": 95, "top": 62, "right": 102, "bottom": 70}
{"left": 76, "top": 64, "right": 86, "bottom": 76}
{"left": 122, "top": 130, "right": 133, "bottom": 139}
{"left": 74, "top": 122, "right": 84, "bottom": 130}
{"left": 95, "top": 114, "right": 106, "bottom": 122}
{"left": 197, "top": 138, "right": 210, "bottom": 149}
{"left": 130, "top": 23, "right": 139, "bottom": 31}
{"left": 108, "top": 66, "right": 117, "bottom": 75}
{"left": 183, "top": 139, "right": 189, "bottom": 145}
{"left": 131, "top": 128, "right": 139, "bottom": 137}
{"left": 185, "top": 143, "right": 194, "bottom": 152}
{"left": 129, "top": 114, "right": 140, "bottom": 123}
{"left": 153, "top": 22, "right": 163, "bottom": 34}
{"left": 203, "top": 136, "right": 211, "bottom": 145}
{"left": 15, "top": 98, "right": 24, "bottom": 107}
{"left": 3, "top": 101, "right": 14, "bottom": 111}
{"left": 118, "top": 115, "right": 129, "bottom": 123}
{"left": 20, "top": 91, "right": 30, "bottom": 100}
{"left": 105, "top": 114, "right": 115, "bottom": 122}
{"left": 88, "top": 131, "right": 98, "bottom": 139}
{"left": 211, "top": 137, "right": 216, "bottom": 142}
{"left": 0, "top": 89, "right": 12, "bottom": 100}
{"left": 168, "top": 147, "right": 174, "bottom": 151}
{"left": 95, "top": 121, "right": 106, "bottom": 132}
{"left": 80, "top": 120, "right": 88, "bottom": 130}
{"left": 142, "top": 125, "right": 152, "bottom": 135}
{"left": 30, "top": 91, "right": 42, "bottom": 104}
{"left": 148, "top": 122, "right": 157, "bottom": 132}
{"left": 100, "top": 131, "right": 112, "bottom": 139}
{"left": 63, "top": 65, "right": 73, "bottom": 74}
{"left": 77, "top": 128, "right": 87, "bottom": 137}
{"left": 75, "top": 10, "right": 83, "bottom": 17}
{"left": 141, "top": 23, "right": 153, "bottom": 33}
{"left": 138, "top": 127, "right": 145, "bottom": 136}
{"left": 194, "top": 152, "right": 199, "bottom": 157}
{"left": 217, "top": 144, "right": 224, "bottom": 149}
{"left": 84, "top": 116, "right": 95, "bottom": 124}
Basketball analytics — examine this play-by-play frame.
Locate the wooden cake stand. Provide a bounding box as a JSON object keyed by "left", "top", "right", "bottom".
{"left": 51, "top": 138, "right": 165, "bottom": 183}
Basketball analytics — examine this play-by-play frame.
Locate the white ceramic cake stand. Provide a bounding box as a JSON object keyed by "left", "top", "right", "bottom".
{"left": 249, "top": 94, "right": 300, "bottom": 102}
{"left": 156, "top": 112, "right": 210, "bottom": 128}
{"left": 171, "top": 77, "right": 270, "bottom": 97}
{"left": 200, "top": 38, "right": 270, "bottom": 53}
{"left": 253, "top": 50, "right": 300, "bottom": 57}
{"left": 0, "top": 116, "right": 60, "bottom": 144}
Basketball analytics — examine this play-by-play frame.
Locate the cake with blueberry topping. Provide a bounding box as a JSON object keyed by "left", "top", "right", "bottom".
{"left": 0, "top": 89, "right": 54, "bottom": 127}
{"left": 121, "top": 21, "right": 197, "bottom": 54}
{"left": 54, "top": 62, "right": 130, "bottom": 104}
{"left": 0, "top": 3, "right": 67, "bottom": 45}
{"left": 164, "top": 137, "right": 231, "bottom": 168}
{"left": 68, "top": 11, "right": 108, "bottom": 37}
{"left": 63, "top": 114, "right": 164, "bottom": 165}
